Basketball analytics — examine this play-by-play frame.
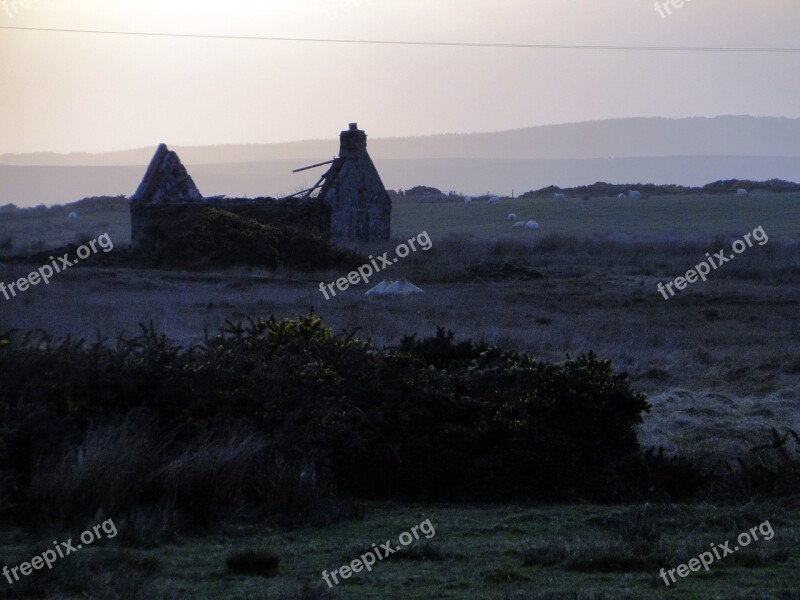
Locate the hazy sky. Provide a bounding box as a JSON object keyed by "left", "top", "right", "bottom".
{"left": 1, "top": 0, "right": 799, "bottom": 154}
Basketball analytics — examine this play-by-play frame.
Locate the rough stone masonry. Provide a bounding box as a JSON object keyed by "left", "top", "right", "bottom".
{"left": 318, "top": 123, "right": 391, "bottom": 241}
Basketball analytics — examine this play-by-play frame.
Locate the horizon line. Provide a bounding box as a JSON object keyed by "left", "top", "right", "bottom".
{"left": 1, "top": 114, "right": 798, "bottom": 158}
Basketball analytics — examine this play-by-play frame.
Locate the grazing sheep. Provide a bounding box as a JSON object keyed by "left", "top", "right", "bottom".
{"left": 526, "top": 220, "right": 539, "bottom": 230}
{"left": 629, "top": 190, "right": 641, "bottom": 199}
{"left": 737, "top": 188, "right": 749, "bottom": 196}
{"left": 68, "top": 211, "right": 78, "bottom": 221}
{"left": 488, "top": 196, "right": 500, "bottom": 204}
{"left": 513, "top": 221, "right": 527, "bottom": 228}
{"left": 617, "top": 193, "right": 626, "bottom": 200}
{"left": 464, "top": 196, "right": 473, "bottom": 203}
{"left": 507, "top": 213, "right": 517, "bottom": 221}
{"left": 553, "top": 193, "right": 565, "bottom": 201}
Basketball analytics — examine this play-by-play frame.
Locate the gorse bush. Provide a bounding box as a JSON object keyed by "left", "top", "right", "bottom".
{"left": 0, "top": 313, "right": 687, "bottom": 530}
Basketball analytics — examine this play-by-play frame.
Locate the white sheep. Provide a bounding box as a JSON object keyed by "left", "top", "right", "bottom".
{"left": 507, "top": 213, "right": 517, "bottom": 221}
{"left": 464, "top": 196, "right": 473, "bottom": 203}
{"left": 617, "top": 193, "right": 626, "bottom": 200}
{"left": 68, "top": 211, "right": 78, "bottom": 221}
{"left": 553, "top": 193, "right": 565, "bottom": 201}
{"left": 488, "top": 196, "right": 500, "bottom": 204}
{"left": 526, "top": 220, "right": 539, "bottom": 230}
{"left": 629, "top": 190, "right": 641, "bottom": 199}
{"left": 513, "top": 221, "right": 527, "bottom": 228}
{"left": 737, "top": 188, "right": 749, "bottom": 196}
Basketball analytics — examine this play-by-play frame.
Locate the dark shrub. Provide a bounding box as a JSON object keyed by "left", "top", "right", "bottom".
{"left": 132, "top": 207, "right": 361, "bottom": 271}
{"left": 715, "top": 429, "right": 800, "bottom": 502}
{"left": 0, "top": 313, "right": 663, "bottom": 530}
{"left": 226, "top": 550, "right": 280, "bottom": 577}
{"left": 640, "top": 447, "right": 713, "bottom": 503}
{"left": 168, "top": 208, "right": 282, "bottom": 267}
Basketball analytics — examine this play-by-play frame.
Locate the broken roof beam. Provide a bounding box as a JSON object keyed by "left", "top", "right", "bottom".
{"left": 281, "top": 179, "right": 326, "bottom": 200}
{"left": 293, "top": 158, "right": 336, "bottom": 174}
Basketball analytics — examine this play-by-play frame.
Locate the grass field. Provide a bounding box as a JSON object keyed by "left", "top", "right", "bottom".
{"left": 392, "top": 193, "right": 800, "bottom": 240}
{"left": 0, "top": 194, "right": 799, "bottom": 598}
{"left": 0, "top": 503, "right": 798, "bottom": 599}
{"left": 0, "top": 199, "right": 130, "bottom": 257}
{"left": 2, "top": 193, "right": 800, "bottom": 258}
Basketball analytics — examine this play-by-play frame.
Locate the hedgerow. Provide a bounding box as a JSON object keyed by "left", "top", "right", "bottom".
{"left": 0, "top": 315, "right": 682, "bottom": 530}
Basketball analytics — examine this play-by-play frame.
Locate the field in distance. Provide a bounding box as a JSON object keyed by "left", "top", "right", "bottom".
{"left": 2, "top": 192, "right": 800, "bottom": 258}
{"left": 392, "top": 193, "right": 800, "bottom": 240}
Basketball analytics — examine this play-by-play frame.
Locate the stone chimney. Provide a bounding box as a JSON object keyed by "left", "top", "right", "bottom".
{"left": 339, "top": 122, "right": 368, "bottom": 157}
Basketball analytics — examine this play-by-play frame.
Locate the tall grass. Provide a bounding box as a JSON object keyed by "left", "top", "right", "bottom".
{"left": 24, "top": 413, "right": 356, "bottom": 537}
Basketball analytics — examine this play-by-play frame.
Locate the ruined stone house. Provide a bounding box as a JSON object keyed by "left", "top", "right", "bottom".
{"left": 129, "top": 124, "right": 391, "bottom": 248}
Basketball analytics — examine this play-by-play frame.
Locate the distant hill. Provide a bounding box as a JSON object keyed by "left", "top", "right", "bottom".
{"left": 2, "top": 116, "right": 800, "bottom": 206}
{"left": 3, "top": 115, "right": 800, "bottom": 166}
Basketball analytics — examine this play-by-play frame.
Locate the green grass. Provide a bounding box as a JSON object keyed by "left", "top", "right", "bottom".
{"left": 1, "top": 503, "right": 797, "bottom": 599}
{"left": 0, "top": 200, "right": 130, "bottom": 257}
{"left": 2, "top": 193, "right": 799, "bottom": 258}
{"left": 391, "top": 193, "right": 800, "bottom": 240}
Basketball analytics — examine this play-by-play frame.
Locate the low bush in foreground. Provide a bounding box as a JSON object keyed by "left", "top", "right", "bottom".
{"left": 0, "top": 314, "right": 794, "bottom": 532}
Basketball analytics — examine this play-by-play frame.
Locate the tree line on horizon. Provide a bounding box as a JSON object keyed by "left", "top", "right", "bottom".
{"left": 386, "top": 179, "right": 800, "bottom": 202}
